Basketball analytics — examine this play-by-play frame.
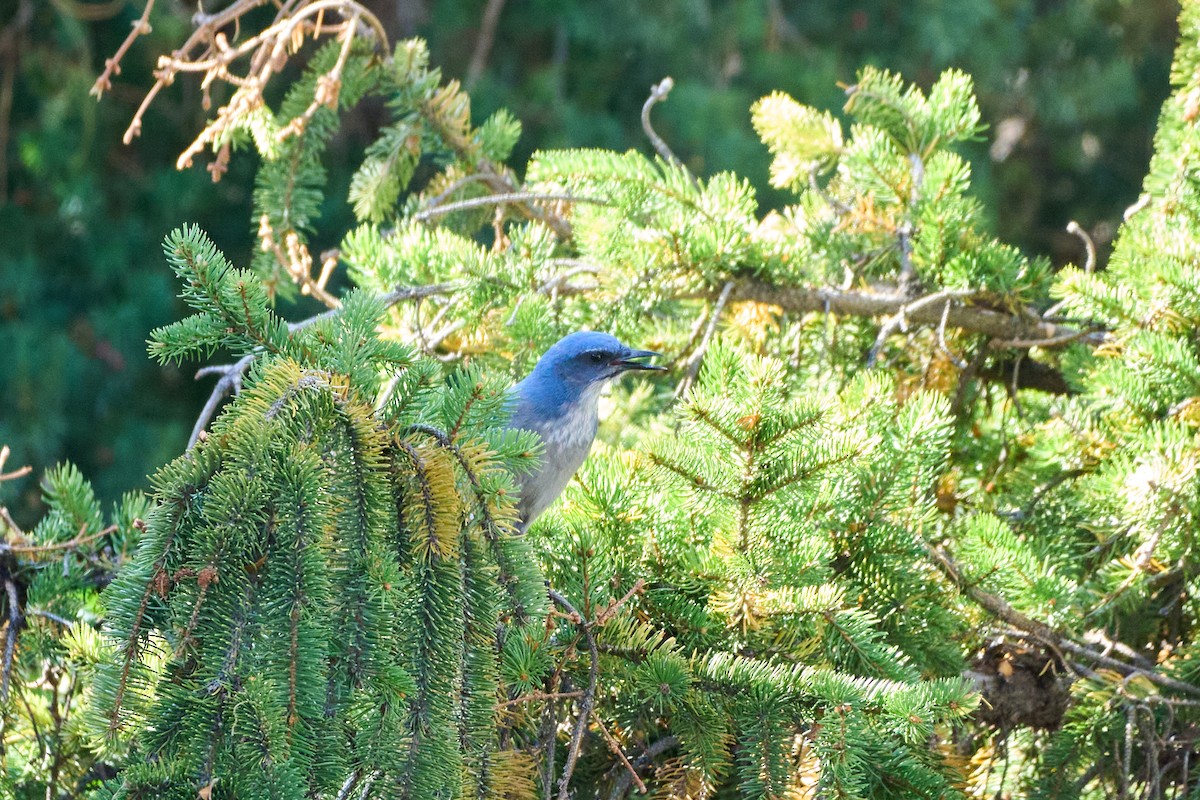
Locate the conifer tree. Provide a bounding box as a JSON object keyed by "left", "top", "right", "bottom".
{"left": 9, "top": 1, "right": 1200, "bottom": 797}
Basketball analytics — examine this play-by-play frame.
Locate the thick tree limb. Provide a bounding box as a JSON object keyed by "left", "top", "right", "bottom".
{"left": 735, "top": 281, "right": 1104, "bottom": 347}
{"left": 188, "top": 276, "right": 1100, "bottom": 448}
{"left": 928, "top": 545, "right": 1200, "bottom": 699}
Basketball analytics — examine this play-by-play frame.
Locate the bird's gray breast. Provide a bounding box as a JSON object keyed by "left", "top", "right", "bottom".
{"left": 512, "top": 384, "right": 603, "bottom": 528}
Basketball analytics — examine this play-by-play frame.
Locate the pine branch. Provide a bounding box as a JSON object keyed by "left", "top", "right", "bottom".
{"left": 187, "top": 283, "right": 446, "bottom": 448}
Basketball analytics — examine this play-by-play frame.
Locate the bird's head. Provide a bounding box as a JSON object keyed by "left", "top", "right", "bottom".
{"left": 532, "top": 331, "right": 665, "bottom": 390}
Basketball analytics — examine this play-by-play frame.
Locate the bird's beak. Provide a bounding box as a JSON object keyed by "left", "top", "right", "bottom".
{"left": 612, "top": 349, "right": 667, "bottom": 372}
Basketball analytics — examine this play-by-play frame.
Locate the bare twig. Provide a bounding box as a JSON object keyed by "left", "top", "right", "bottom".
{"left": 425, "top": 319, "right": 466, "bottom": 353}
{"left": 866, "top": 289, "right": 975, "bottom": 367}
{"left": 355, "top": 772, "right": 379, "bottom": 800}
{"left": 593, "top": 579, "right": 646, "bottom": 627}
{"left": 606, "top": 736, "right": 680, "bottom": 800}
{"left": 90, "top": 0, "right": 157, "bottom": 99}
{"left": 548, "top": 588, "right": 599, "bottom": 800}
{"left": 27, "top": 608, "right": 72, "bottom": 627}
{"left": 0, "top": 445, "right": 32, "bottom": 483}
{"left": 2, "top": 524, "right": 117, "bottom": 556}
{"left": 472, "top": 165, "right": 574, "bottom": 240}
{"left": 0, "top": 506, "right": 23, "bottom": 540}
{"left": 277, "top": 8, "right": 361, "bottom": 142}
{"left": 418, "top": 174, "right": 492, "bottom": 214}
{"left": 937, "top": 297, "right": 968, "bottom": 369}
{"left": 1, "top": 566, "right": 22, "bottom": 703}
{"left": 539, "top": 675, "right": 559, "bottom": 800}
{"left": 465, "top": 0, "right": 506, "bottom": 88}
{"left": 380, "top": 282, "right": 458, "bottom": 308}
{"left": 495, "top": 689, "right": 584, "bottom": 710}
{"left": 538, "top": 260, "right": 602, "bottom": 293}
{"left": 1041, "top": 220, "right": 1100, "bottom": 319}
{"left": 1067, "top": 220, "right": 1097, "bottom": 274}
{"left": 104, "top": 0, "right": 388, "bottom": 152}
{"left": 189, "top": 353, "right": 256, "bottom": 449}
{"left": 411, "top": 191, "right": 608, "bottom": 223}
{"left": 731, "top": 281, "right": 1102, "bottom": 353}
{"left": 641, "top": 78, "right": 684, "bottom": 168}
{"left": 595, "top": 718, "right": 645, "bottom": 794}
{"left": 1083, "top": 630, "right": 1157, "bottom": 672}
{"left": 675, "top": 281, "right": 734, "bottom": 398}
{"left": 335, "top": 770, "right": 361, "bottom": 800}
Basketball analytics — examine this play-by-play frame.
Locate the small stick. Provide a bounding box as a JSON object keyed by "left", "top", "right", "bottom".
{"left": 90, "top": 0, "right": 158, "bottom": 99}
{"left": 641, "top": 78, "right": 684, "bottom": 168}
{"left": 1, "top": 570, "right": 22, "bottom": 704}
{"left": 0, "top": 445, "right": 32, "bottom": 483}
{"left": 412, "top": 192, "right": 608, "bottom": 223}
{"left": 189, "top": 352, "right": 257, "bottom": 449}
{"left": 3, "top": 524, "right": 117, "bottom": 555}
{"left": 334, "top": 770, "right": 360, "bottom": 800}
{"left": 1066, "top": 220, "right": 1097, "bottom": 274}
{"left": 937, "top": 298, "right": 968, "bottom": 369}
{"left": 595, "top": 717, "right": 646, "bottom": 793}
{"left": 495, "top": 689, "right": 583, "bottom": 710}
{"left": 593, "top": 579, "right": 646, "bottom": 627}
{"left": 675, "top": 281, "right": 734, "bottom": 398}
{"left": 867, "top": 289, "right": 974, "bottom": 367}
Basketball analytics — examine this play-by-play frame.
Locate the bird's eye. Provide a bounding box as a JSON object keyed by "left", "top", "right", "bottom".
{"left": 589, "top": 351, "right": 605, "bottom": 364}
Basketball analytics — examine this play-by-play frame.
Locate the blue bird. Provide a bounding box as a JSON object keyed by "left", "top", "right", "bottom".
{"left": 509, "top": 331, "right": 665, "bottom": 531}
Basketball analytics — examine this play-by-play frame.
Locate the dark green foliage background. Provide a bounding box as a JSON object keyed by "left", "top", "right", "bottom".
{"left": 0, "top": 0, "right": 1176, "bottom": 519}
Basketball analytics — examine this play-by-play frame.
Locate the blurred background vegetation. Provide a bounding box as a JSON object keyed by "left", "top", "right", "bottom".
{"left": 0, "top": 0, "right": 1178, "bottom": 521}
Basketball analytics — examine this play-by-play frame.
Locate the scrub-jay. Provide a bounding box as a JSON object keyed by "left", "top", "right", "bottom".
{"left": 509, "top": 331, "right": 664, "bottom": 530}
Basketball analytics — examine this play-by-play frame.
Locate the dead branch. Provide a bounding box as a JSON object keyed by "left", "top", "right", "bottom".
{"left": 1, "top": 557, "right": 22, "bottom": 704}
{"left": 642, "top": 78, "right": 684, "bottom": 168}
{"left": 929, "top": 544, "right": 1200, "bottom": 699}
{"left": 734, "top": 281, "right": 1104, "bottom": 350}
{"left": 0, "top": 445, "right": 32, "bottom": 483}
{"left": 595, "top": 717, "right": 645, "bottom": 794}
{"left": 495, "top": 689, "right": 583, "bottom": 710}
{"left": 465, "top": 0, "right": 506, "bottom": 89}
{"left": 675, "top": 281, "right": 733, "bottom": 398}
{"left": 606, "top": 736, "right": 680, "bottom": 800}
{"left": 411, "top": 192, "right": 608, "bottom": 224}
{"left": 95, "top": 0, "right": 388, "bottom": 152}
{"left": 3, "top": 524, "right": 117, "bottom": 556}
